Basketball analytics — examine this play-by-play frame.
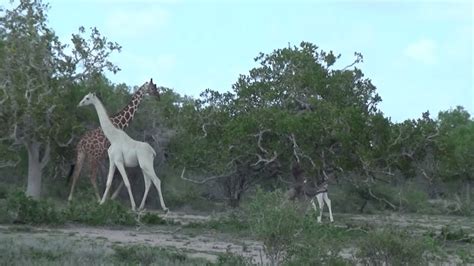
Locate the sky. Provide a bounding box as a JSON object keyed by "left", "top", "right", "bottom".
{"left": 5, "top": 0, "right": 474, "bottom": 122}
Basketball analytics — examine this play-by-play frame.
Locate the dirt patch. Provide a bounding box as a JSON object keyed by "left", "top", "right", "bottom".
{"left": 342, "top": 213, "right": 474, "bottom": 237}
{"left": 1, "top": 211, "right": 472, "bottom": 264}
{"left": 0, "top": 213, "right": 267, "bottom": 264}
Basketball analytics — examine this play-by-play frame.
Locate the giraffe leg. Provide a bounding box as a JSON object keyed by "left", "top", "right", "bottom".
{"left": 148, "top": 170, "right": 168, "bottom": 212}
{"left": 138, "top": 152, "right": 168, "bottom": 212}
{"left": 68, "top": 150, "right": 86, "bottom": 202}
{"left": 115, "top": 163, "right": 136, "bottom": 211}
{"left": 89, "top": 160, "right": 101, "bottom": 202}
{"left": 310, "top": 198, "right": 318, "bottom": 216}
{"left": 316, "top": 194, "right": 324, "bottom": 223}
{"left": 110, "top": 180, "right": 124, "bottom": 200}
{"left": 138, "top": 175, "right": 151, "bottom": 210}
{"left": 100, "top": 160, "right": 116, "bottom": 205}
{"left": 323, "top": 193, "right": 334, "bottom": 222}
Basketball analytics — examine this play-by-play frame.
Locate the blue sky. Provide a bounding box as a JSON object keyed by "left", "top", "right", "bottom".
{"left": 7, "top": 0, "right": 474, "bottom": 122}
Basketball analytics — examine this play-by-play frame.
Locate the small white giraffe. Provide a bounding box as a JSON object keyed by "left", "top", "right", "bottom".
{"left": 304, "top": 174, "right": 334, "bottom": 223}
{"left": 78, "top": 85, "right": 168, "bottom": 212}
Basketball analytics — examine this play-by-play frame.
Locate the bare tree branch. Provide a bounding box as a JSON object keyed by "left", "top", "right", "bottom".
{"left": 40, "top": 142, "right": 51, "bottom": 169}
{"left": 294, "top": 97, "right": 312, "bottom": 111}
{"left": 254, "top": 129, "right": 271, "bottom": 154}
{"left": 368, "top": 188, "right": 397, "bottom": 210}
{"left": 252, "top": 151, "right": 278, "bottom": 166}
{"left": 289, "top": 133, "right": 316, "bottom": 167}
{"left": 180, "top": 167, "right": 236, "bottom": 184}
{"left": 56, "top": 132, "right": 76, "bottom": 147}
{"left": 289, "top": 133, "right": 300, "bottom": 163}
{"left": 0, "top": 156, "right": 20, "bottom": 168}
{"left": 201, "top": 123, "right": 209, "bottom": 138}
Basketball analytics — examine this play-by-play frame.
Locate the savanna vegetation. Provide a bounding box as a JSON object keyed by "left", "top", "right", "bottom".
{"left": 0, "top": 1, "right": 473, "bottom": 265}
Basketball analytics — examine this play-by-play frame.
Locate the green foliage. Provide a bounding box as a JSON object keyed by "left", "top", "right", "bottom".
{"left": 438, "top": 225, "right": 474, "bottom": 243}
{"left": 185, "top": 211, "right": 250, "bottom": 235}
{"left": 112, "top": 245, "right": 204, "bottom": 266}
{"left": 139, "top": 212, "right": 166, "bottom": 225}
{"left": 215, "top": 252, "right": 253, "bottom": 265}
{"left": 245, "top": 188, "right": 349, "bottom": 265}
{"left": 0, "top": 0, "right": 121, "bottom": 199}
{"left": 357, "top": 229, "right": 436, "bottom": 265}
{"left": 0, "top": 233, "right": 210, "bottom": 266}
{"left": 6, "top": 191, "right": 64, "bottom": 225}
{"left": 244, "top": 188, "right": 303, "bottom": 264}
{"left": 437, "top": 107, "right": 474, "bottom": 183}
{"left": 171, "top": 42, "right": 382, "bottom": 207}
{"left": 284, "top": 220, "right": 350, "bottom": 266}
{"left": 64, "top": 200, "right": 136, "bottom": 226}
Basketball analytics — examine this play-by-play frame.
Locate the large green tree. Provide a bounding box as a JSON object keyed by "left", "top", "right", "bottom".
{"left": 436, "top": 106, "right": 474, "bottom": 202}
{"left": 0, "top": 0, "right": 120, "bottom": 198}
{"left": 172, "top": 42, "right": 383, "bottom": 206}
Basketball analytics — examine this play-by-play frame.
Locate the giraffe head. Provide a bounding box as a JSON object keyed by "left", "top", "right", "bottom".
{"left": 141, "top": 78, "right": 160, "bottom": 100}
{"left": 78, "top": 92, "right": 98, "bottom": 107}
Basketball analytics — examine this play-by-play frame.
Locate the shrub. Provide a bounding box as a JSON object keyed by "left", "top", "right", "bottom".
{"left": 356, "top": 229, "right": 436, "bottom": 265}
{"left": 216, "top": 252, "right": 253, "bottom": 265}
{"left": 64, "top": 200, "right": 136, "bottom": 226}
{"left": 244, "top": 188, "right": 303, "bottom": 265}
{"left": 244, "top": 189, "right": 352, "bottom": 265}
{"left": 439, "top": 225, "right": 473, "bottom": 243}
{"left": 6, "top": 191, "right": 64, "bottom": 225}
{"left": 139, "top": 212, "right": 166, "bottom": 225}
{"left": 284, "top": 216, "right": 351, "bottom": 266}
{"left": 112, "top": 244, "right": 205, "bottom": 266}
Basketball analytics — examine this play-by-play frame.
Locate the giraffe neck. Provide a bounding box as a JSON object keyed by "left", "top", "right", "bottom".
{"left": 92, "top": 98, "right": 121, "bottom": 143}
{"left": 110, "top": 87, "right": 147, "bottom": 129}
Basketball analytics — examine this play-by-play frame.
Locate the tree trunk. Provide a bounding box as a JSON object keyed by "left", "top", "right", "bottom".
{"left": 25, "top": 141, "right": 49, "bottom": 199}
{"left": 466, "top": 180, "right": 471, "bottom": 204}
{"left": 26, "top": 142, "right": 42, "bottom": 199}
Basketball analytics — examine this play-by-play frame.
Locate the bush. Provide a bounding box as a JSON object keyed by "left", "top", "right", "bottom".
{"left": 112, "top": 244, "right": 206, "bottom": 266}
{"left": 64, "top": 200, "right": 136, "bottom": 226}
{"left": 244, "top": 188, "right": 350, "bottom": 265}
{"left": 284, "top": 216, "right": 352, "bottom": 266}
{"left": 183, "top": 211, "right": 250, "bottom": 237}
{"left": 356, "top": 229, "right": 436, "bottom": 265}
{"left": 6, "top": 191, "right": 64, "bottom": 225}
{"left": 139, "top": 212, "right": 166, "bottom": 225}
{"left": 244, "top": 188, "right": 303, "bottom": 265}
{"left": 438, "top": 225, "right": 473, "bottom": 243}
{"left": 215, "top": 252, "right": 253, "bottom": 266}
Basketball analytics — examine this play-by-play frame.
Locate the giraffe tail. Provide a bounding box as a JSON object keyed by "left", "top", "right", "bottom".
{"left": 66, "top": 164, "right": 75, "bottom": 184}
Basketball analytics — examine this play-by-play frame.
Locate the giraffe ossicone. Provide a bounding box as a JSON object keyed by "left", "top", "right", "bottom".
{"left": 78, "top": 86, "right": 168, "bottom": 212}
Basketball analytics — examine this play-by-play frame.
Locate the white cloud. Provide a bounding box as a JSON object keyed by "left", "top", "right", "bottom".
{"left": 404, "top": 39, "right": 437, "bottom": 65}
{"left": 105, "top": 6, "right": 169, "bottom": 38}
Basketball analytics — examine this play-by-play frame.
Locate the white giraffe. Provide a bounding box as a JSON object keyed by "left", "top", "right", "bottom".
{"left": 78, "top": 89, "right": 168, "bottom": 212}
{"left": 304, "top": 175, "right": 334, "bottom": 223}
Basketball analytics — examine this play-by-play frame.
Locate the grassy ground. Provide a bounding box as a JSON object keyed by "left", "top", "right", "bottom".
{"left": 0, "top": 210, "right": 473, "bottom": 265}
{"left": 0, "top": 185, "right": 473, "bottom": 265}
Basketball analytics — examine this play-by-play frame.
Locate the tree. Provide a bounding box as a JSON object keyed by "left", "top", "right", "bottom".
{"left": 173, "top": 42, "right": 382, "bottom": 206}
{"left": 436, "top": 106, "right": 474, "bottom": 202}
{"left": 0, "top": 0, "right": 120, "bottom": 198}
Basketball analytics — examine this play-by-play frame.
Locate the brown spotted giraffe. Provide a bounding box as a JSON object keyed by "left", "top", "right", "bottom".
{"left": 67, "top": 79, "right": 159, "bottom": 202}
